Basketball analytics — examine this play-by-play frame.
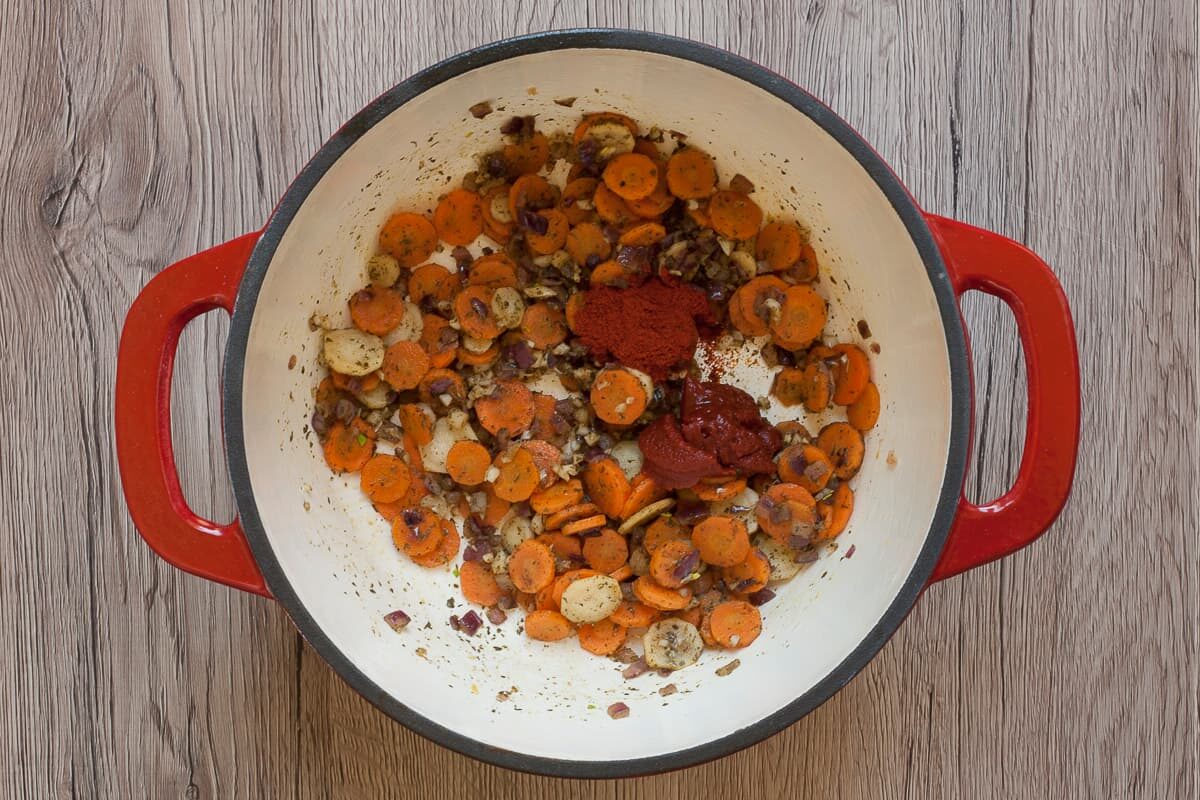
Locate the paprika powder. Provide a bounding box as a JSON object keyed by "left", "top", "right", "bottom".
{"left": 574, "top": 279, "right": 713, "bottom": 381}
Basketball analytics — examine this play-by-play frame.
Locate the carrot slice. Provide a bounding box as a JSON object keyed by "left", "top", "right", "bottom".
{"left": 565, "top": 221, "right": 612, "bottom": 266}
{"left": 379, "top": 212, "right": 436, "bottom": 267}
{"left": 508, "top": 539, "right": 556, "bottom": 593}
{"left": 756, "top": 483, "right": 817, "bottom": 543}
{"left": 582, "top": 528, "right": 629, "bottom": 573}
{"left": 816, "top": 422, "right": 865, "bottom": 480}
{"left": 560, "top": 177, "right": 599, "bottom": 226}
{"left": 380, "top": 341, "right": 430, "bottom": 391}
{"left": 481, "top": 184, "right": 514, "bottom": 243}
{"left": 454, "top": 285, "right": 502, "bottom": 339}
{"left": 626, "top": 152, "right": 675, "bottom": 218}
{"left": 609, "top": 564, "right": 634, "bottom": 582}
{"left": 525, "top": 609, "right": 574, "bottom": 641}
{"left": 631, "top": 576, "right": 692, "bottom": 611}
{"left": 460, "top": 560, "right": 505, "bottom": 606}
{"left": 709, "top": 190, "right": 763, "bottom": 240}
{"left": 602, "top": 153, "right": 659, "bottom": 201}
{"left": 643, "top": 515, "right": 689, "bottom": 554}
{"left": 445, "top": 440, "right": 490, "bottom": 486}
{"left": 519, "top": 439, "right": 562, "bottom": 488}
{"left": 582, "top": 457, "right": 632, "bottom": 519}
{"left": 788, "top": 241, "right": 820, "bottom": 283}
{"left": 666, "top": 148, "right": 717, "bottom": 199}
{"left": 618, "top": 474, "right": 667, "bottom": 519}
{"left": 410, "top": 519, "right": 460, "bottom": 567}
{"left": 778, "top": 444, "right": 834, "bottom": 495}
{"left": 561, "top": 514, "right": 608, "bottom": 536}
{"left": 433, "top": 188, "right": 484, "bottom": 246}
{"left": 565, "top": 292, "right": 585, "bottom": 332}
{"left": 771, "top": 285, "right": 827, "bottom": 349}
{"left": 396, "top": 403, "right": 434, "bottom": 446}
{"left": 418, "top": 314, "right": 458, "bottom": 369}
{"left": 618, "top": 221, "right": 667, "bottom": 247}
{"left": 649, "top": 539, "right": 700, "bottom": 589}
{"left": 590, "top": 367, "right": 649, "bottom": 426}
{"left": 530, "top": 478, "right": 584, "bottom": 515}
{"left": 349, "top": 286, "right": 407, "bottom": 335}
{"left": 520, "top": 302, "right": 568, "bottom": 349}
{"left": 847, "top": 381, "right": 880, "bottom": 431}
{"left": 709, "top": 600, "right": 761, "bottom": 648}
{"left": 692, "top": 477, "right": 746, "bottom": 502}
{"left": 831, "top": 344, "right": 871, "bottom": 404}
{"left": 573, "top": 112, "right": 638, "bottom": 144}
{"left": 508, "top": 174, "right": 559, "bottom": 220}
{"left": 729, "top": 275, "right": 788, "bottom": 337}
{"left": 468, "top": 253, "right": 519, "bottom": 288}
{"left": 417, "top": 368, "right": 466, "bottom": 407}
{"left": 480, "top": 482, "right": 511, "bottom": 526}
{"left": 391, "top": 509, "right": 444, "bottom": 558}
{"left": 593, "top": 183, "right": 637, "bottom": 227}
{"left": 755, "top": 221, "right": 804, "bottom": 271}
{"left": 537, "top": 532, "right": 582, "bottom": 561}
{"left": 816, "top": 482, "right": 855, "bottom": 540}
{"left": 526, "top": 208, "right": 570, "bottom": 255}
{"left": 722, "top": 548, "right": 771, "bottom": 595}
{"left": 771, "top": 360, "right": 833, "bottom": 411}
{"left": 691, "top": 516, "right": 751, "bottom": 567}
{"left": 608, "top": 600, "right": 658, "bottom": 628}
{"left": 359, "top": 454, "right": 412, "bottom": 504}
{"left": 493, "top": 447, "right": 539, "bottom": 502}
{"left": 408, "top": 263, "right": 457, "bottom": 307}
{"left": 474, "top": 379, "right": 535, "bottom": 437}
{"left": 323, "top": 418, "right": 376, "bottom": 473}
{"left": 457, "top": 344, "right": 500, "bottom": 367}
{"left": 578, "top": 619, "right": 627, "bottom": 655}
{"left": 589, "top": 259, "right": 632, "bottom": 288}
{"left": 544, "top": 502, "right": 601, "bottom": 531}
{"left": 502, "top": 131, "right": 549, "bottom": 176}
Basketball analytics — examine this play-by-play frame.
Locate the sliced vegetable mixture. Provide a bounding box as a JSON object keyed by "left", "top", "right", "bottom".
{"left": 311, "top": 110, "right": 880, "bottom": 674}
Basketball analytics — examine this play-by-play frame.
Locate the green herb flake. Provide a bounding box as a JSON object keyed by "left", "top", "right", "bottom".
{"left": 356, "top": 434, "right": 368, "bottom": 446}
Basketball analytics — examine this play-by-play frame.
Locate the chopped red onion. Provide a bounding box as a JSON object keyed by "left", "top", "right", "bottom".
{"left": 748, "top": 588, "right": 776, "bottom": 606}
{"left": 622, "top": 659, "right": 648, "bottom": 679}
{"left": 793, "top": 547, "right": 820, "bottom": 564}
{"left": 656, "top": 668, "right": 673, "bottom": 678}
{"left": 427, "top": 376, "right": 454, "bottom": 395}
{"left": 583, "top": 446, "right": 608, "bottom": 463}
{"left": 486, "top": 607, "right": 508, "bottom": 625}
{"left": 496, "top": 594, "right": 517, "bottom": 610}
{"left": 310, "top": 410, "right": 330, "bottom": 437}
{"left": 788, "top": 534, "right": 811, "bottom": 551}
{"left": 401, "top": 508, "right": 424, "bottom": 528}
{"left": 383, "top": 610, "right": 411, "bottom": 631}
{"left": 674, "top": 499, "right": 709, "bottom": 525}
{"left": 508, "top": 340, "right": 534, "bottom": 369}
{"left": 462, "top": 544, "right": 484, "bottom": 562}
{"left": 334, "top": 398, "right": 358, "bottom": 424}
{"left": 612, "top": 647, "right": 639, "bottom": 664}
{"left": 449, "top": 614, "right": 461, "bottom": 631}
{"left": 607, "top": 702, "right": 630, "bottom": 720}
{"left": 518, "top": 208, "right": 550, "bottom": 234}
{"left": 671, "top": 549, "right": 701, "bottom": 582}
{"left": 459, "top": 610, "right": 483, "bottom": 636}
{"left": 511, "top": 501, "right": 533, "bottom": 519}
{"left": 845, "top": 544, "right": 856, "bottom": 559}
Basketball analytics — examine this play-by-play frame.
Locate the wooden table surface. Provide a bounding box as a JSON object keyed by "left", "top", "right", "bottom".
{"left": 2, "top": 1, "right": 1195, "bottom": 797}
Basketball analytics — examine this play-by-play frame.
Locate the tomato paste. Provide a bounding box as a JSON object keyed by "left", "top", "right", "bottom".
{"left": 639, "top": 378, "right": 782, "bottom": 489}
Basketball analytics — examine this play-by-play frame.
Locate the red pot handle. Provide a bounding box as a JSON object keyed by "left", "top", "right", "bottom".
{"left": 925, "top": 215, "right": 1080, "bottom": 582}
{"left": 115, "top": 232, "right": 270, "bottom": 596}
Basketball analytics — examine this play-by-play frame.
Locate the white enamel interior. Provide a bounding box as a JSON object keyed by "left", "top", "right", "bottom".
{"left": 237, "top": 48, "right": 953, "bottom": 762}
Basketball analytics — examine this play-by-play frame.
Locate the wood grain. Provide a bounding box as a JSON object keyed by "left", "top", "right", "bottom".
{"left": 1, "top": 1, "right": 1195, "bottom": 797}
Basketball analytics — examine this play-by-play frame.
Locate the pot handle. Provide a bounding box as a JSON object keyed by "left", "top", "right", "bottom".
{"left": 115, "top": 232, "right": 271, "bottom": 596}
{"left": 924, "top": 215, "right": 1080, "bottom": 582}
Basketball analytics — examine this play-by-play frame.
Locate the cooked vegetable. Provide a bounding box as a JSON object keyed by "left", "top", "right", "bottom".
{"left": 643, "top": 619, "right": 703, "bottom": 670}
{"left": 323, "top": 329, "right": 384, "bottom": 376}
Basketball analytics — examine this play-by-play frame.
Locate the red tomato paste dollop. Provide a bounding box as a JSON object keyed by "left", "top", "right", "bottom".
{"left": 639, "top": 378, "right": 783, "bottom": 489}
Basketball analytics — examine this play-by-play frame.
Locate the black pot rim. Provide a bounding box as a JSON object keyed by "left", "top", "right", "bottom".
{"left": 223, "top": 28, "right": 970, "bottom": 779}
